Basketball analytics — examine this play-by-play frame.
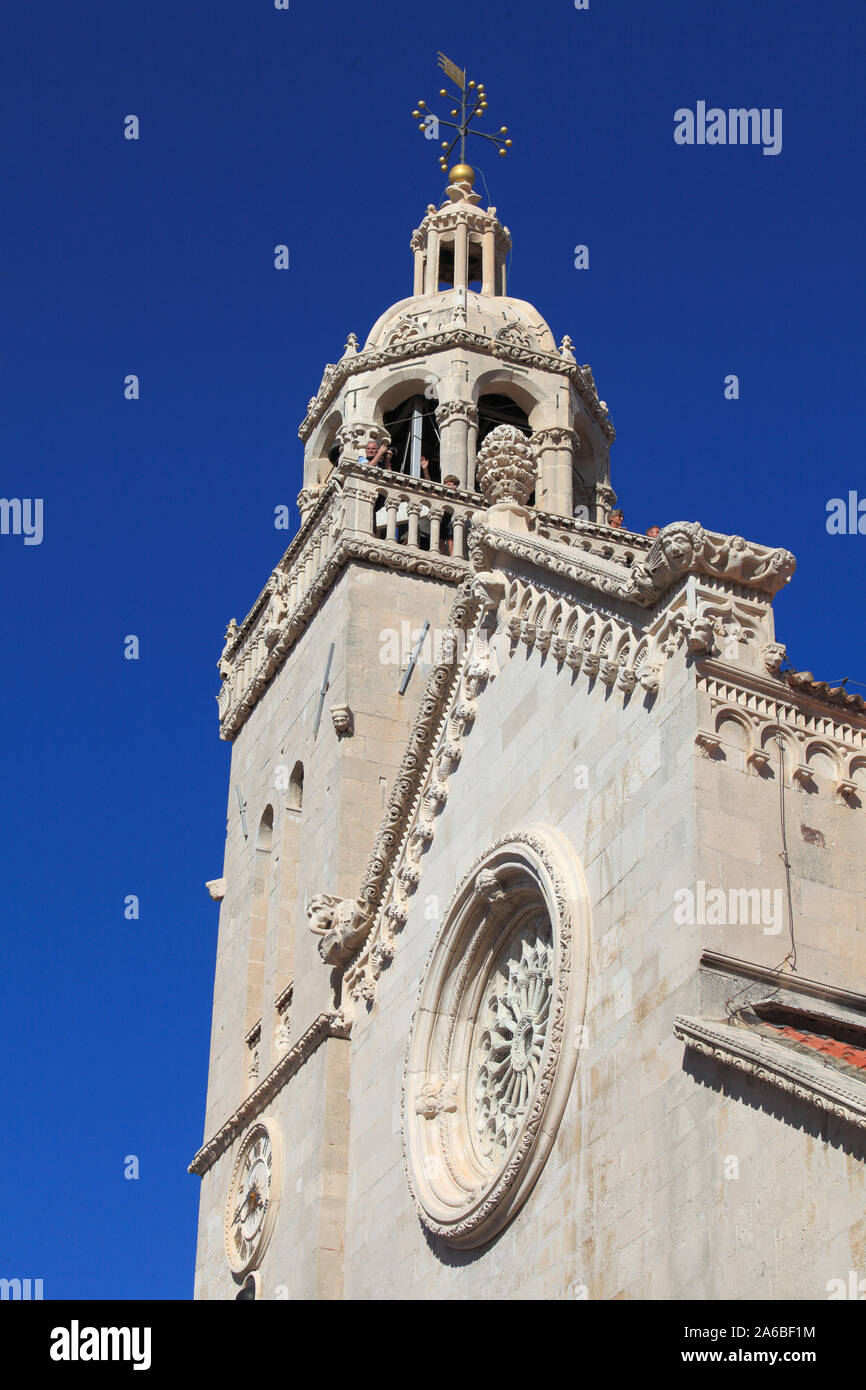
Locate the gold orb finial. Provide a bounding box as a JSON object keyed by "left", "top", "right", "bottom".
{"left": 448, "top": 162, "right": 474, "bottom": 188}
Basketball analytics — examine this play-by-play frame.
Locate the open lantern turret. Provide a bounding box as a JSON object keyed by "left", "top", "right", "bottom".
{"left": 298, "top": 162, "right": 616, "bottom": 521}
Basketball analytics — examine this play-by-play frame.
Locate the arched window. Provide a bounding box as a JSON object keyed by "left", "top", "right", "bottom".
{"left": 288, "top": 761, "right": 304, "bottom": 813}
{"left": 477, "top": 393, "right": 532, "bottom": 447}
{"left": 383, "top": 394, "right": 441, "bottom": 479}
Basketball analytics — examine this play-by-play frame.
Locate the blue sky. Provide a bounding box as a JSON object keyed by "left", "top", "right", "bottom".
{"left": 1, "top": 0, "right": 863, "bottom": 1298}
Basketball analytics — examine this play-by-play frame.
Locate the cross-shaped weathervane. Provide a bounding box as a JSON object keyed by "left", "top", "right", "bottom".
{"left": 411, "top": 52, "right": 513, "bottom": 178}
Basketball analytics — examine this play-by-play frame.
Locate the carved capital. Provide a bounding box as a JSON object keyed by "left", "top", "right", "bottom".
{"left": 435, "top": 400, "right": 478, "bottom": 429}
{"left": 532, "top": 426, "right": 578, "bottom": 452}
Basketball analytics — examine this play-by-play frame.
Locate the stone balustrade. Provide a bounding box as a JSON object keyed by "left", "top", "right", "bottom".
{"left": 216, "top": 465, "right": 475, "bottom": 737}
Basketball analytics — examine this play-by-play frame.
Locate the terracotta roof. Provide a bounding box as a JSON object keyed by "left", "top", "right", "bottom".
{"left": 785, "top": 669, "right": 866, "bottom": 714}
{"left": 736, "top": 1003, "right": 866, "bottom": 1082}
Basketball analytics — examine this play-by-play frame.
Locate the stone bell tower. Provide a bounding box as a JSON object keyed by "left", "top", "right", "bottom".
{"left": 189, "top": 149, "right": 625, "bottom": 1298}
{"left": 299, "top": 162, "right": 615, "bottom": 520}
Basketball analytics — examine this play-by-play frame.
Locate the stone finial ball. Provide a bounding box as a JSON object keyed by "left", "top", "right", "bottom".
{"left": 475, "top": 424, "right": 536, "bottom": 507}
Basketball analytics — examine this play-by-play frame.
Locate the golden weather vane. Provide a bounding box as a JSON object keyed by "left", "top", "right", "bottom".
{"left": 411, "top": 52, "right": 513, "bottom": 181}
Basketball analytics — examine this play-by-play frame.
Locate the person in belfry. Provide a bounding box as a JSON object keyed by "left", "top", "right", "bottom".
{"left": 360, "top": 438, "right": 389, "bottom": 467}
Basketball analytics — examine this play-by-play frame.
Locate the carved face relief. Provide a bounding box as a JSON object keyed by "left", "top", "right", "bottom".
{"left": 404, "top": 829, "right": 590, "bottom": 1249}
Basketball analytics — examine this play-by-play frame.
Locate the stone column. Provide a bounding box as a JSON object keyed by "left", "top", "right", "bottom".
{"left": 435, "top": 401, "right": 478, "bottom": 490}
{"left": 452, "top": 515, "right": 466, "bottom": 559}
{"left": 454, "top": 221, "right": 469, "bottom": 290}
{"left": 533, "top": 427, "right": 577, "bottom": 518}
{"left": 429, "top": 511, "right": 442, "bottom": 553}
{"left": 482, "top": 230, "right": 496, "bottom": 296}
{"left": 424, "top": 228, "right": 440, "bottom": 295}
{"left": 407, "top": 500, "right": 421, "bottom": 548}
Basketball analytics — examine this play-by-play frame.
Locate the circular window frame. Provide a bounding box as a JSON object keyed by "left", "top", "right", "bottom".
{"left": 224, "top": 1116, "right": 283, "bottom": 1279}
{"left": 403, "top": 827, "right": 590, "bottom": 1248}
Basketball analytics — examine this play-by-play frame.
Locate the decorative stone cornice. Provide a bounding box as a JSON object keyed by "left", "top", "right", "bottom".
{"left": 220, "top": 533, "right": 468, "bottom": 741}
{"left": 299, "top": 328, "right": 615, "bottom": 444}
{"left": 627, "top": 522, "right": 796, "bottom": 603}
{"left": 698, "top": 658, "right": 866, "bottom": 748}
{"left": 699, "top": 951, "right": 866, "bottom": 1013}
{"left": 188, "top": 1009, "right": 351, "bottom": 1178}
{"left": 343, "top": 586, "right": 486, "bottom": 1002}
{"left": 674, "top": 1014, "right": 866, "bottom": 1129}
{"left": 220, "top": 480, "right": 343, "bottom": 664}
{"left": 469, "top": 518, "right": 798, "bottom": 611}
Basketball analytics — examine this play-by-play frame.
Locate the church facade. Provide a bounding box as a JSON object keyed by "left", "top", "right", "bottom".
{"left": 190, "top": 165, "right": 866, "bottom": 1300}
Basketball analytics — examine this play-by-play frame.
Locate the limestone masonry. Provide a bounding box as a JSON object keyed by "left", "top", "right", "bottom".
{"left": 191, "top": 166, "right": 866, "bottom": 1301}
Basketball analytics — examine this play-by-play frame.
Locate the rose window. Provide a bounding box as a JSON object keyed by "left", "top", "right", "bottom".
{"left": 404, "top": 829, "right": 590, "bottom": 1248}
{"left": 473, "top": 928, "right": 553, "bottom": 1163}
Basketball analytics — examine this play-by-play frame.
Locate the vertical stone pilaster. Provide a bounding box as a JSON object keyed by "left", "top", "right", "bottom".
{"left": 315, "top": 1034, "right": 351, "bottom": 1301}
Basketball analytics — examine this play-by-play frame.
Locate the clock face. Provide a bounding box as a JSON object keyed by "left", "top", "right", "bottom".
{"left": 224, "top": 1120, "right": 281, "bottom": 1275}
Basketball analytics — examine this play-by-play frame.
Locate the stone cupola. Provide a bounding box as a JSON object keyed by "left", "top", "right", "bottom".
{"left": 298, "top": 166, "right": 617, "bottom": 522}
{"left": 410, "top": 164, "right": 511, "bottom": 297}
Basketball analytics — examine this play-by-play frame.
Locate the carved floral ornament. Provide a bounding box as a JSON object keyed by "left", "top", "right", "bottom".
{"left": 403, "top": 828, "right": 590, "bottom": 1248}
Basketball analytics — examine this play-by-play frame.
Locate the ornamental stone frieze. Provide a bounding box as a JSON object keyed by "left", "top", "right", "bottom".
{"left": 298, "top": 328, "right": 615, "bottom": 444}
{"left": 627, "top": 522, "right": 796, "bottom": 603}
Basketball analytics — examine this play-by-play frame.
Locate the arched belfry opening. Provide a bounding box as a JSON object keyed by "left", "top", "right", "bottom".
{"left": 477, "top": 394, "right": 531, "bottom": 447}
{"left": 383, "top": 395, "right": 441, "bottom": 479}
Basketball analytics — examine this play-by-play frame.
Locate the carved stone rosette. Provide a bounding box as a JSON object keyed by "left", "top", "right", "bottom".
{"left": 475, "top": 424, "right": 536, "bottom": 507}
{"left": 403, "top": 828, "right": 590, "bottom": 1248}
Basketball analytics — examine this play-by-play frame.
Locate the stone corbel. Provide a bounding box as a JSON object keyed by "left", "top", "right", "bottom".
{"left": 761, "top": 642, "right": 787, "bottom": 677}
{"left": 639, "top": 664, "right": 662, "bottom": 693}
{"left": 330, "top": 704, "right": 353, "bottom": 737}
{"left": 206, "top": 877, "right": 226, "bottom": 901}
{"left": 836, "top": 779, "right": 859, "bottom": 805}
{"left": 746, "top": 748, "right": 772, "bottom": 776}
{"left": 307, "top": 893, "right": 371, "bottom": 967}
{"left": 676, "top": 610, "right": 717, "bottom": 655}
{"left": 792, "top": 763, "right": 815, "bottom": 790}
{"left": 695, "top": 731, "right": 723, "bottom": 758}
